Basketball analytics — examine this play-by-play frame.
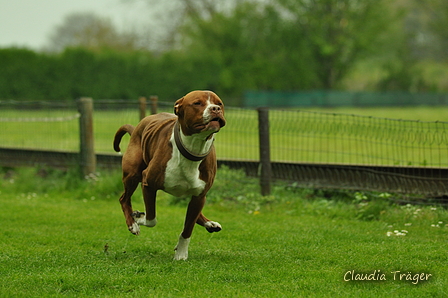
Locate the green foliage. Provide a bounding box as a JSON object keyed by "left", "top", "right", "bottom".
{"left": 0, "top": 47, "right": 160, "bottom": 100}
{"left": 0, "top": 166, "right": 123, "bottom": 201}
{"left": 274, "top": 0, "right": 394, "bottom": 89}
{"left": 376, "top": 59, "right": 435, "bottom": 92}
{"left": 0, "top": 48, "right": 56, "bottom": 100}
{"left": 180, "top": 2, "right": 319, "bottom": 96}
{"left": 352, "top": 191, "right": 392, "bottom": 221}
{"left": 2, "top": 0, "right": 437, "bottom": 103}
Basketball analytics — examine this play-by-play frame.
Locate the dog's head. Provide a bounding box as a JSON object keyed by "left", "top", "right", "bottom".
{"left": 174, "top": 90, "right": 226, "bottom": 136}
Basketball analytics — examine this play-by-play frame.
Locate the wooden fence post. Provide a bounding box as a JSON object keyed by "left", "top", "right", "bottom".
{"left": 150, "top": 95, "right": 158, "bottom": 115}
{"left": 77, "top": 97, "right": 96, "bottom": 178}
{"left": 139, "top": 96, "right": 147, "bottom": 120}
{"left": 258, "top": 107, "right": 272, "bottom": 196}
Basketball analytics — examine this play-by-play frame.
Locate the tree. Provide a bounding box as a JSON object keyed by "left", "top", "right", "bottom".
{"left": 180, "top": 2, "right": 319, "bottom": 96}
{"left": 415, "top": 0, "right": 448, "bottom": 60}
{"left": 46, "top": 12, "right": 140, "bottom": 52}
{"left": 427, "top": 1, "right": 448, "bottom": 54}
{"left": 140, "top": 0, "right": 398, "bottom": 92}
{"left": 276, "top": 0, "right": 394, "bottom": 89}
{"left": 124, "top": 0, "right": 242, "bottom": 51}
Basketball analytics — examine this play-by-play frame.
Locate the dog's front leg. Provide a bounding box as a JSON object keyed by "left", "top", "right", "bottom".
{"left": 174, "top": 195, "right": 205, "bottom": 260}
{"left": 139, "top": 184, "right": 158, "bottom": 227}
{"left": 174, "top": 234, "right": 191, "bottom": 261}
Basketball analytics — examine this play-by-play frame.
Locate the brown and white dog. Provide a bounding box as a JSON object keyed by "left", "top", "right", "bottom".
{"left": 113, "top": 90, "right": 226, "bottom": 260}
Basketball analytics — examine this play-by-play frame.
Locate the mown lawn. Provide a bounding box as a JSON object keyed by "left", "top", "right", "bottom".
{"left": 0, "top": 166, "right": 447, "bottom": 297}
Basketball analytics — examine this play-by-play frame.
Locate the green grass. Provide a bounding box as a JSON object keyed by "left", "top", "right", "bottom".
{"left": 0, "top": 166, "right": 447, "bottom": 297}
{"left": 1, "top": 105, "right": 447, "bottom": 166}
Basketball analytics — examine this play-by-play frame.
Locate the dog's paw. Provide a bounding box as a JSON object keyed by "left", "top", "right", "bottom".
{"left": 132, "top": 210, "right": 157, "bottom": 227}
{"left": 128, "top": 222, "right": 140, "bottom": 235}
{"left": 132, "top": 210, "right": 146, "bottom": 225}
{"left": 174, "top": 235, "right": 190, "bottom": 261}
{"left": 204, "top": 221, "right": 222, "bottom": 233}
{"left": 132, "top": 210, "right": 145, "bottom": 220}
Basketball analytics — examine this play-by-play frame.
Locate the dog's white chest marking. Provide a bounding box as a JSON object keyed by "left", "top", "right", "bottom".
{"left": 164, "top": 131, "right": 212, "bottom": 197}
{"left": 164, "top": 157, "right": 205, "bottom": 197}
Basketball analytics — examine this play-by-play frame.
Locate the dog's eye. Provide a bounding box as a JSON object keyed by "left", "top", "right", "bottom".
{"left": 193, "top": 101, "right": 202, "bottom": 106}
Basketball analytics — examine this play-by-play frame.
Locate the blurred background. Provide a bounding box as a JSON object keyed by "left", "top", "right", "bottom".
{"left": 1, "top": 0, "right": 447, "bottom": 106}
{"left": 1, "top": 0, "right": 447, "bottom": 201}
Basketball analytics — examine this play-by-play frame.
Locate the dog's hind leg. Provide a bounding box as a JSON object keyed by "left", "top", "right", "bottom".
{"left": 197, "top": 211, "right": 222, "bottom": 233}
{"left": 120, "top": 174, "right": 141, "bottom": 235}
{"left": 120, "top": 141, "right": 145, "bottom": 235}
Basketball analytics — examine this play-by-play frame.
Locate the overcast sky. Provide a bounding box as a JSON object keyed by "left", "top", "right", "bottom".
{"left": 0, "top": 0, "right": 151, "bottom": 50}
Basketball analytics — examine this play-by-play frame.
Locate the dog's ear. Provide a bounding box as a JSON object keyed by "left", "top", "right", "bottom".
{"left": 174, "top": 97, "right": 184, "bottom": 116}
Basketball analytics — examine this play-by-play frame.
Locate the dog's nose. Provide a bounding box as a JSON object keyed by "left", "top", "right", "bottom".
{"left": 210, "top": 105, "right": 221, "bottom": 113}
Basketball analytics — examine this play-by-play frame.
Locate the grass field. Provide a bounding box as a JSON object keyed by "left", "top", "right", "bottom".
{"left": 1, "top": 105, "right": 447, "bottom": 167}
{"left": 0, "top": 166, "right": 447, "bottom": 297}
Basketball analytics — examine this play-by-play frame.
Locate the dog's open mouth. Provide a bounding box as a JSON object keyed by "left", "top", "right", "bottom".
{"left": 197, "top": 117, "right": 226, "bottom": 133}
{"left": 209, "top": 117, "right": 226, "bottom": 128}
{"left": 195, "top": 116, "right": 226, "bottom": 132}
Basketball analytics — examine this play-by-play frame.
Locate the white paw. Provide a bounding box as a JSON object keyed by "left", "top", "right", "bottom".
{"left": 204, "top": 221, "right": 222, "bottom": 233}
{"left": 132, "top": 211, "right": 157, "bottom": 227}
{"left": 129, "top": 222, "right": 140, "bottom": 235}
{"left": 173, "top": 235, "right": 190, "bottom": 260}
{"left": 135, "top": 217, "right": 157, "bottom": 227}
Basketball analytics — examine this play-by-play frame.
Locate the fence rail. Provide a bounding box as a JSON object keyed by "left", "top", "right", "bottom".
{"left": 1, "top": 98, "right": 447, "bottom": 198}
{"left": 2, "top": 148, "right": 446, "bottom": 198}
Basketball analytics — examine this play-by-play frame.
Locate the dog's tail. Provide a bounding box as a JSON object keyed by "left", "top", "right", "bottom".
{"left": 113, "top": 124, "right": 135, "bottom": 152}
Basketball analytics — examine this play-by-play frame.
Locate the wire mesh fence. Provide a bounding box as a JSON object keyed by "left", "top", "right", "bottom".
{"left": 93, "top": 99, "right": 173, "bottom": 154}
{"left": 1, "top": 99, "right": 447, "bottom": 197}
{"left": 215, "top": 107, "right": 448, "bottom": 197}
{"left": 0, "top": 100, "right": 79, "bottom": 152}
{"left": 0, "top": 99, "right": 172, "bottom": 154}
{"left": 269, "top": 109, "right": 448, "bottom": 167}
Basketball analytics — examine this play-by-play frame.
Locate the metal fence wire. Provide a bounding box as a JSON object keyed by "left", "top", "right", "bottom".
{"left": 0, "top": 100, "right": 447, "bottom": 197}
{"left": 0, "top": 100, "right": 80, "bottom": 152}
{"left": 264, "top": 109, "right": 448, "bottom": 198}
{"left": 268, "top": 109, "right": 448, "bottom": 167}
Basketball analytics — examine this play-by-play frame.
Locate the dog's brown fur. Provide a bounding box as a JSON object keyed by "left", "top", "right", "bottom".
{"left": 113, "top": 91, "right": 225, "bottom": 259}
